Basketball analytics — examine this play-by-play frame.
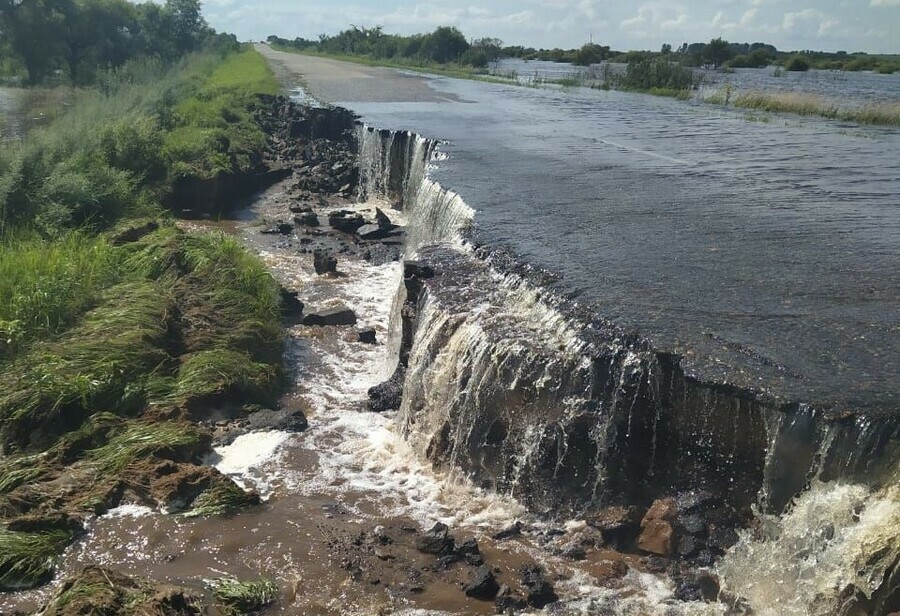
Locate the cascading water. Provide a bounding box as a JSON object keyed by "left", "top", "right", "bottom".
{"left": 354, "top": 121, "right": 900, "bottom": 614}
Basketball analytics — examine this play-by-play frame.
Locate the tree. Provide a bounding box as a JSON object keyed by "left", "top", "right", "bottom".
{"left": 164, "top": 0, "right": 208, "bottom": 55}
{"left": 423, "top": 26, "right": 469, "bottom": 63}
{"left": 0, "top": 0, "right": 67, "bottom": 83}
{"left": 573, "top": 43, "right": 610, "bottom": 66}
{"left": 661, "top": 43, "right": 672, "bottom": 55}
{"left": 703, "top": 37, "right": 733, "bottom": 69}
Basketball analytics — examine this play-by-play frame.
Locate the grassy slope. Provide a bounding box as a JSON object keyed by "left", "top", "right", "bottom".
{"left": 0, "top": 47, "right": 285, "bottom": 591}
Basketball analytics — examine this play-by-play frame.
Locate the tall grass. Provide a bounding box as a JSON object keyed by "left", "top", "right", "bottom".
{"left": 0, "top": 528, "right": 73, "bottom": 591}
{"left": 210, "top": 577, "right": 279, "bottom": 616}
{"left": 0, "top": 233, "right": 120, "bottom": 357}
{"left": 706, "top": 88, "right": 900, "bottom": 126}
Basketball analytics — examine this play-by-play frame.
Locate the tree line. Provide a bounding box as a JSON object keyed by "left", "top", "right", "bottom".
{"left": 0, "top": 0, "right": 236, "bottom": 85}
{"left": 270, "top": 25, "right": 898, "bottom": 75}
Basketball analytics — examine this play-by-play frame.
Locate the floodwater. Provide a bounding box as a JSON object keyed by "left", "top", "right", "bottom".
{"left": 495, "top": 58, "right": 900, "bottom": 104}
{"left": 345, "top": 74, "right": 900, "bottom": 414}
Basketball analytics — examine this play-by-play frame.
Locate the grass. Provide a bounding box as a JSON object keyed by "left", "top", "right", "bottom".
{"left": 706, "top": 88, "right": 900, "bottom": 126}
{"left": 183, "top": 480, "right": 259, "bottom": 518}
{"left": 210, "top": 577, "right": 279, "bottom": 615}
{"left": 0, "top": 528, "right": 73, "bottom": 591}
{"left": 86, "top": 421, "right": 204, "bottom": 474}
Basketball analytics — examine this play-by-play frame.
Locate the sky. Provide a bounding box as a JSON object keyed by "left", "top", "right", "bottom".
{"left": 203, "top": 0, "right": 900, "bottom": 54}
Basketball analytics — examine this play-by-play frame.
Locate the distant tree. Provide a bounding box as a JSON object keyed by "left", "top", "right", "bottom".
{"left": 164, "top": 0, "right": 208, "bottom": 55}
{"left": 0, "top": 0, "right": 66, "bottom": 83}
{"left": 703, "top": 37, "right": 732, "bottom": 68}
{"left": 422, "top": 26, "right": 469, "bottom": 63}
{"left": 471, "top": 37, "right": 503, "bottom": 62}
{"left": 661, "top": 43, "right": 672, "bottom": 55}
{"left": 573, "top": 43, "right": 609, "bottom": 65}
{"left": 785, "top": 55, "right": 810, "bottom": 71}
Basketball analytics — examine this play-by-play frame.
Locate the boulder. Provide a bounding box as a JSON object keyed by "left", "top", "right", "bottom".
{"left": 495, "top": 585, "right": 527, "bottom": 613}
{"left": 302, "top": 307, "right": 357, "bottom": 326}
{"left": 294, "top": 212, "right": 319, "bottom": 227}
{"left": 246, "top": 408, "right": 308, "bottom": 433}
{"left": 313, "top": 249, "right": 337, "bottom": 275}
{"left": 358, "top": 328, "right": 377, "bottom": 344}
{"left": 368, "top": 379, "right": 402, "bottom": 412}
{"left": 374, "top": 207, "right": 393, "bottom": 228}
{"left": 417, "top": 522, "right": 455, "bottom": 556}
{"left": 355, "top": 223, "right": 399, "bottom": 241}
{"left": 591, "top": 505, "right": 642, "bottom": 546}
{"left": 328, "top": 211, "right": 365, "bottom": 234}
{"left": 638, "top": 498, "right": 678, "bottom": 556}
{"left": 279, "top": 288, "right": 304, "bottom": 321}
{"left": 464, "top": 566, "right": 499, "bottom": 600}
{"left": 261, "top": 221, "right": 293, "bottom": 235}
{"left": 520, "top": 565, "right": 558, "bottom": 608}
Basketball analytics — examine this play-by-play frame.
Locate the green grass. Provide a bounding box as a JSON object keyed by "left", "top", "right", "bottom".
{"left": 0, "top": 528, "right": 73, "bottom": 591}
{"left": 184, "top": 480, "right": 259, "bottom": 518}
{"left": 0, "top": 232, "right": 121, "bottom": 359}
{"left": 86, "top": 421, "right": 204, "bottom": 474}
{"left": 210, "top": 577, "right": 279, "bottom": 615}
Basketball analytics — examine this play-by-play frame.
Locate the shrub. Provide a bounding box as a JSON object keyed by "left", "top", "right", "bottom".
{"left": 785, "top": 56, "right": 810, "bottom": 72}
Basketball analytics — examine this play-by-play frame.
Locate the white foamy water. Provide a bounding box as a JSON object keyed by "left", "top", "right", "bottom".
{"left": 104, "top": 504, "right": 156, "bottom": 518}
{"left": 718, "top": 480, "right": 900, "bottom": 616}
{"left": 210, "top": 430, "right": 292, "bottom": 498}
{"left": 276, "top": 253, "right": 529, "bottom": 530}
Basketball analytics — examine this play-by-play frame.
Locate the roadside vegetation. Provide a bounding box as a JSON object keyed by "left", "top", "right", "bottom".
{"left": 705, "top": 88, "right": 900, "bottom": 126}
{"left": 0, "top": 10, "right": 287, "bottom": 592}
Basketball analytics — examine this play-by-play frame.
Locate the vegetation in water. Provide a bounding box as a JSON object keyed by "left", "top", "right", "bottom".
{"left": 0, "top": 528, "right": 74, "bottom": 591}
{"left": 706, "top": 88, "right": 900, "bottom": 126}
{"left": 210, "top": 577, "right": 279, "bottom": 615}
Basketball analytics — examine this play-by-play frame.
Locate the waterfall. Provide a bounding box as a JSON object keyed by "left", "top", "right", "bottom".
{"left": 354, "top": 120, "right": 900, "bottom": 611}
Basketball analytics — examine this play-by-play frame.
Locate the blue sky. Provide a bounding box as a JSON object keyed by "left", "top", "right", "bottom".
{"left": 203, "top": 1, "right": 900, "bottom": 54}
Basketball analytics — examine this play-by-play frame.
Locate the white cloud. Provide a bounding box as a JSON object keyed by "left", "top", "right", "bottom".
{"left": 870, "top": 0, "right": 900, "bottom": 5}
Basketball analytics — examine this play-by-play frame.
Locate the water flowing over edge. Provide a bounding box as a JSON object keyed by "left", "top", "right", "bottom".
{"left": 353, "top": 120, "right": 900, "bottom": 615}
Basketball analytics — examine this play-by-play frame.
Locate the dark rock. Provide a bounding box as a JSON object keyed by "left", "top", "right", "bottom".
{"left": 313, "top": 249, "right": 338, "bottom": 275}
{"left": 495, "top": 585, "right": 527, "bottom": 613}
{"left": 417, "top": 522, "right": 455, "bottom": 556}
{"left": 375, "top": 207, "right": 393, "bottom": 228}
{"left": 111, "top": 220, "right": 159, "bottom": 245}
{"left": 328, "top": 211, "right": 365, "bottom": 234}
{"left": 261, "top": 221, "right": 293, "bottom": 235}
{"left": 678, "top": 534, "right": 700, "bottom": 558}
{"left": 280, "top": 288, "right": 304, "bottom": 321}
{"left": 456, "top": 538, "right": 484, "bottom": 565}
{"left": 694, "top": 550, "right": 715, "bottom": 567}
{"left": 464, "top": 566, "right": 499, "bottom": 601}
{"left": 492, "top": 521, "right": 523, "bottom": 541}
{"left": 520, "top": 565, "right": 558, "bottom": 608}
{"left": 246, "top": 408, "right": 308, "bottom": 433}
{"left": 356, "top": 223, "right": 398, "bottom": 240}
{"left": 435, "top": 553, "right": 462, "bottom": 569}
{"left": 289, "top": 204, "right": 311, "bottom": 214}
{"left": 679, "top": 514, "right": 706, "bottom": 536}
{"left": 676, "top": 490, "right": 719, "bottom": 514}
{"left": 358, "top": 328, "right": 377, "bottom": 344}
{"left": 368, "top": 379, "right": 402, "bottom": 413}
{"left": 294, "top": 212, "right": 319, "bottom": 227}
{"left": 697, "top": 572, "right": 720, "bottom": 601}
{"left": 404, "top": 261, "right": 435, "bottom": 280}
{"left": 675, "top": 581, "right": 704, "bottom": 602}
{"left": 561, "top": 545, "right": 587, "bottom": 561}
{"left": 707, "top": 523, "right": 739, "bottom": 553}
{"left": 591, "top": 505, "right": 642, "bottom": 546}
{"left": 303, "top": 307, "right": 357, "bottom": 326}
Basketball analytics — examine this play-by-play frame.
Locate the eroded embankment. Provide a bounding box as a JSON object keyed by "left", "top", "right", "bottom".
{"left": 356, "top": 121, "right": 900, "bottom": 613}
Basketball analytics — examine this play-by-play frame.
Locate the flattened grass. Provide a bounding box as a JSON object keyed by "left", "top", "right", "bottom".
{"left": 210, "top": 577, "right": 279, "bottom": 615}
{"left": 87, "top": 421, "right": 205, "bottom": 474}
{"left": 184, "top": 480, "right": 259, "bottom": 518}
{"left": 0, "top": 528, "right": 73, "bottom": 591}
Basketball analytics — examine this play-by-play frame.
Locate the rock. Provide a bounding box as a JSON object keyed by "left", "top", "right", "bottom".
{"left": 675, "top": 581, "right": 704, "bottom": 602}
{"left": 111, "top": 220, "right": 159, "bottom": 245}
{"left": 707, "top": 523, "right": 739, "bottom": 553}
{"left": 358, "top": 328, "right": 377, "bottom": 344}
{"left": 279, "top": 288, "right": 304, "bottom": 321}
{"left": 560, "top": 545, "right": 587, "bottom": 561}
{"left": 676, "top": 490, "right": 719, "bottom": 514}
{"left": 375, "top": 207, "right": 393, "bottom": 228}
{"left": 261, "top": 221, "right": 293, "bottom": 235}
{"left": 246, "top": 408, "right": 308, "bottom": 433}
{"left": 417, "top": 522, "right": 455, "bottom": 556}
{"left": 493, "top": 521, "right": 524, "bottom": 541}
{"left": 302, "top": 307, "right": 357, "bottom": 326}
{"left": 520, "top": 565, "right": 558, "bottom": 609}
{"left": 679, "top": 514, "right": 706, "bottom": 536}
{"left": 495, "top": 585, "right": 527, "bottom": 613}
{"left": 356, "top": 223, "right": 398, "bottom": 240}
{"left": 404, "top": 261, "right": 435, "bottom": 280}
{"left": 313, "top": 249, "right": 338, "bottom": 275}
{"left": 368, "top": 379, "right": 402, "bottom": 412}
{"left": 677, "top": 534, "right": 700, "bottom": 558}
{"left": 294, "top": 212, "right": 319, "bottom": 227}
{"left": 456, "top": 538, "right": 484, "bottom": 566}
{"left": 328, "top": 211, "right": 365, "bottom": 234}
{"left": 339, "top": 183, "right": 353, "bottom": 195}
{"left": 464, "top": 566, "right": 499, "bottom": 601}
{"left": 289, "top": 204, "right": 311, "bottom": 214}
{"left": 697, "top": 572, "right": 720, "bottom": 601}
{"left": 638, "top": 497, "right": 678, "bottom": 556}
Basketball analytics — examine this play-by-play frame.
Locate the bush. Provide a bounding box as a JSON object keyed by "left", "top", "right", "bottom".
{"left": 785, "top": 56, "right": 810, "bottom": 72}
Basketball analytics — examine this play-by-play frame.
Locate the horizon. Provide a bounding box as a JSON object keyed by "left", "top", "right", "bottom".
{"left": 202, "top": 0, "right": 900, "bottom": 56}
